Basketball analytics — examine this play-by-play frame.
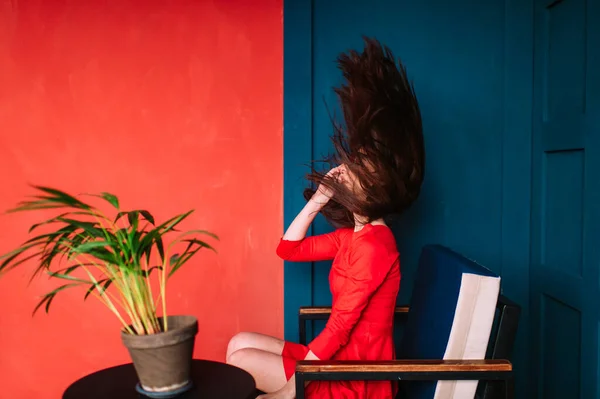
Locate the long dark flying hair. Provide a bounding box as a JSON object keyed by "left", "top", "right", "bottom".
{"left": 304, "top": 37, "right": 425, "bottom": 228}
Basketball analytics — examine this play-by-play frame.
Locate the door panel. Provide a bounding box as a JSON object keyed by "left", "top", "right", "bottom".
{"left": 530, "top": 0, "right": 600, "bottom": 398}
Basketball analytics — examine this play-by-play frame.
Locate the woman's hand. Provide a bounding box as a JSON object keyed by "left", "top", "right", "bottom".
{"left": 312, "top": 165, "right": 345, "bottom": 204}
{"left": 282, "top": 165, "right": 345, "bottom": 242}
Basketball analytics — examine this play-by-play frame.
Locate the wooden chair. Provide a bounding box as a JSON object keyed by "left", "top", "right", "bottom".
{"left": 295, "top": 245, "right": 520, "bottom": 399}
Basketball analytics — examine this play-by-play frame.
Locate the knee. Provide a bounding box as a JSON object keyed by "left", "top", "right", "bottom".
{"left": 226, "top": 347, "right": 252, "bottom": 367}
{"left": 226, "top": 332, "right": 252, "bottom": 361}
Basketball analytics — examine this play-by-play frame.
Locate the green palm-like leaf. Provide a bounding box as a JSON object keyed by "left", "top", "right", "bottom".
{"left": 84, "top": 279, "right": 113, "bottom": 301}
{"left": 7, "top": 186, "right": 91, "bottom": 213}
{"left": 1, "top": 186, "right": 218, "bottom": 335}
{"left": 83, "top": 192, "right": 120, "bottom": 209}
{"left": 33, "top": 283, "right": 80, "bottom": 315}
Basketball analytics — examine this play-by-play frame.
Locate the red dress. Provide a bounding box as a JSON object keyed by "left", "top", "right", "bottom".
{"left": 276, "top": 224, "right": 401, "bottom": 398}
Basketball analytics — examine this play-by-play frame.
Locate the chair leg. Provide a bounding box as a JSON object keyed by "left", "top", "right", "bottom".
{"left": 505, "top": 375, "right": 515, "bottom": 399}
{"left": 295, "top": 373, "right": 306, "bottom": 399}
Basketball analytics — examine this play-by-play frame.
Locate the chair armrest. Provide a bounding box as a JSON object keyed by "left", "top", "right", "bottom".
{"left": 294, "top": 359, "right": 514, "bottom": 399}
{"left": 296, "top": 359, "right": 512, "bottom": 373}
{"left": 299, "top": 306, "right": 409, "bottom": 316}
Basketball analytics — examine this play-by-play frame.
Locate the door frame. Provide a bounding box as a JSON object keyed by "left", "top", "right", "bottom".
{"left": 283, "top": 0, "right": 315, "bottom": 344}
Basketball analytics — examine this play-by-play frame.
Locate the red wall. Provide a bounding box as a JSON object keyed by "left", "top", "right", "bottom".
{"left": 0, "top": 1, "right": 283, "bottom": 397}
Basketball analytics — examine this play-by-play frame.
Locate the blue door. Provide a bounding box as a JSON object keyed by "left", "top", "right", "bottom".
{"left": 529, "top": 0, "right": 600, "bottom": 398}
{"left": 284, "top": 1, "right": 534, "bottom": 397}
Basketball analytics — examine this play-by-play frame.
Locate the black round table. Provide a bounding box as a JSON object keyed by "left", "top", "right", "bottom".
{"left": 63, "top": 359, "right": 257, "bottom": 399}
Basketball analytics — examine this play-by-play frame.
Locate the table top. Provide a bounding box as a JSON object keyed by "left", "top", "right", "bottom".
{"left": 62, "top": 359, "right": 257, "bottom": 399}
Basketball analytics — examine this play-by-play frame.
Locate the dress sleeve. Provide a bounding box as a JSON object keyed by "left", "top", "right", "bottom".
{"left": 308, "top": 237, "right": 394, "bottom": 360}
{"left": 276, "top": 229, "right": 348, "bottom": 262}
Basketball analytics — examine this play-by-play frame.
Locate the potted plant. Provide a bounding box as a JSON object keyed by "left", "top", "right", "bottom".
{"left": 0, "top": 186, "right": 218, "bottom": 397}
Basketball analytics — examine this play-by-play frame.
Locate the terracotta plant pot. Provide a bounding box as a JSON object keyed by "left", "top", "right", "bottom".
{"left": 121, "top": 315, "right": 198, "bottom": 395}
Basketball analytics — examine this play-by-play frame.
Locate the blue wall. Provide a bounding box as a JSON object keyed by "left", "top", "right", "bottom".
{"left": 284, "top": 0, "right": 533, "bottom": 397}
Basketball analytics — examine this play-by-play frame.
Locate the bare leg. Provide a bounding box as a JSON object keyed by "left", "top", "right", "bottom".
{"left": 226, "top": 332, "right": 285, "bottom": 361}
{"left": 227, "top": 347, "right": 288, "bottom": 393}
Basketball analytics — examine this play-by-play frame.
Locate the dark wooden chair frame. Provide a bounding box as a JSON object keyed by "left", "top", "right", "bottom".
{"left": 295, "top": 295, "right": 520, "bottom": 399}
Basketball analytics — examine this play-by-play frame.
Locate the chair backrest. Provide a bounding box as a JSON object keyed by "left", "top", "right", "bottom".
{"left": 397, "top": 245, "right": 501, "bottom": 399}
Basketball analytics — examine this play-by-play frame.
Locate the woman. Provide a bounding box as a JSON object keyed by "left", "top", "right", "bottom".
{"left": 227, "top": 37, "right": 425, "bottom": 399}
